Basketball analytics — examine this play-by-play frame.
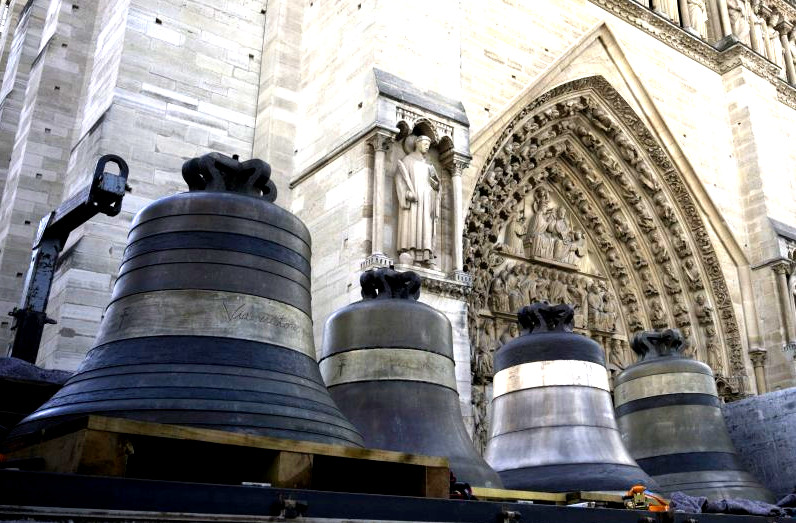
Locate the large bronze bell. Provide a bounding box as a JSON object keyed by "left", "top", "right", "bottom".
{"left": 320, "top": 268, "right": 502, "bottom": 487}
{"left": 485, "top": 303, "right": 656, "bottom": 492}
{"left": 9, "top": 153, "right": 364, "bottom": 447}
{"left": 614, "top": 329, "right": 775, "bottom": 502}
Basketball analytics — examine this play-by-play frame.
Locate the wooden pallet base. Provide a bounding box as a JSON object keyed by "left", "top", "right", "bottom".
{"left": 2, "top": 416, "right": 449, "bottom": 498}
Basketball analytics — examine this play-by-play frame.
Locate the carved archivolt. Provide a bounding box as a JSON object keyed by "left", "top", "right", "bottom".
{"left": 464, "top": 77, "right": 748, "bottom": 411}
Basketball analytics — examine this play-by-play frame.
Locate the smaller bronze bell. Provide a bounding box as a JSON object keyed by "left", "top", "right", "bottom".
{"left": 485, "top": 303, "right": 656, "bottom": 492}
{"left": 614, "top": 330, "right": 775, "bottom": 502}
{"left": 320, "top": 268, "right": 502, "bottom": 488}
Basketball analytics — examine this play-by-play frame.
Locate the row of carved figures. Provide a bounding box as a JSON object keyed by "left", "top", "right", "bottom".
{"left": 487, "top": 262, "right": 618, "bottom": 332}
{"left": 644, "top": 0, "right": 796, "bottom": 85}
{"left": 496, "top": 190, "right": 587, "bottom": 267}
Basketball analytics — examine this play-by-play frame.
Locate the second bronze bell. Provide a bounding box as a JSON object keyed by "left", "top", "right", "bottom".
{"left": 320, "top": 268, "right": 502, "bottom": 488}
{"left": 484, "top": 303, "right": 656, "bottom": 492}
{"left": 9, "top": 153, "right": 364, "bottom": 447}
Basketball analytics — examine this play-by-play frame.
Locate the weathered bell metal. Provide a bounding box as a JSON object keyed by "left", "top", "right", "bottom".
{"left": 485, "top": 303, "right": 656, "bottom": 492}
{"left": 9, "top": 153, "right": 364, "bottom": 447}
{"left": 614, "top": 330, "right": 775, "bottom": 502}
{"left": 320, "top": 268, "right": 502, "bottom": 488}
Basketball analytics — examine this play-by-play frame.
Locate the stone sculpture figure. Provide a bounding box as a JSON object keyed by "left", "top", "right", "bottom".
{"left": 727, "top": 0, "right": 751, "bottom": 45}
{"left": 656, "top": 0, "right": 681, "bottom": 22}
{"left": 474, "top": 319, "right": 496, "bottom": 382}
{"left": 507, "top": 265, "right": 525, "bottom": 312}
{"left": 472, "top": 387, "right": 488, "bottom": 454}
{"left": 688, "top": 0, "right": 709, "bottom": 37}
{"left": 705, "top": 325, "right": 723, "bottom": 373}
{"left": 694, "top": 293, "right": 714, "bottom": 325}
{"left": 683, "top": 258, "right": 703, "bottom": 290}
{"left": 488, "top": 271, "right": 509, "bottom": 313}
{"left": 603, "top": 289, "right": 618, "bottom": 332}
{"left": 587, "top": 283, "right": 605, "bottom": 330}
{"left": 567, "top": 231, "right": 587, "bottom": 266}
{"left": 395, "top": 135, "right": 441, "bottom": 265}
{"left": 504, "top": 206, "right": 526, "bottom": 255}
{"left": 526, "top": 187, "right": 554, "bottom": 257}
{"left": 549, "top": 272, "right": 570, "bottom": 305}
{"left": 550, "top": 207, "right": 572, "bottom": 260}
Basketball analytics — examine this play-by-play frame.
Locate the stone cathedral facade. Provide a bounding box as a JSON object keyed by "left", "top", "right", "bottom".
{"left": 0, "top": 0, "right": 795, "bottom": 437}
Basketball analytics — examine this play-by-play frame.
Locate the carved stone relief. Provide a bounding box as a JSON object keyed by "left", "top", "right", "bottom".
{"left": 465, "top": 78, "right": 748, "bottom": 435}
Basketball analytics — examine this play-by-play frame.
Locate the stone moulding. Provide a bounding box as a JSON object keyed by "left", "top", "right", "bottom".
{"left": 588, "top": 0, "right": 796, "bottom": 111}
{"left": 465, "top": 75, "right": 748, "bottom": 394}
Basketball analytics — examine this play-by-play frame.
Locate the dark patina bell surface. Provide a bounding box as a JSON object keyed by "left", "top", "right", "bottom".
{"left": 10, "top": 153, "right": 364, "bottom": 447}
{"left": 485, "top": 303, "right": 656, "bottom": 492}
{"left": 320, "top": 268, "right": 502, "bottom": 488}
{"left": 615, "top": 330, "right": 774, "bottom": 502}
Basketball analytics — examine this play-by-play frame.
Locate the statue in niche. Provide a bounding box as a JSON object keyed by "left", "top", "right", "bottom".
{"left": 672, "top": 293, "right": 690, "bottom": 327}
{"left": 682, "top": 258, "right": 703, "bottom": 290}
{"left": 500, "top": 322, "right": 519, "bottom": 345}
{"left": 649, "top": 298, "right": 667, "bottom": 328}
{"left": 517, "top": 265, "right": 534, "bottom": 305}
{"left": 688, "top": 0, "right": 709, "bottom": 38}
{"left": 653, "top": 192, "right": 676, "bottom": 225}
{"left": 626, "top": 302, "right": 645, "bottom": 333}
{"left": 536, "top": 268, "right": 551, "bottom": 302}
{"left": 473, "top": 319, "right": 496, "bottom": 383}
{"left": 567, "top": 231, "right": 587, "bottom": 265}
{"left": 727, "top": 0, "right": 751, "bottom": 45}
{"left": 550, "top": 207, "right": 572, "bottom": 260}
{"left": 587, "top": 283, "right": 605, "bottom": 331}
{"left": 609, "top": 338, "right": 625, "bottom": 368}
{"left": 640, "top": 268, "right": 659, "bottom": 297}
{"left": 650, "top": 230, "right": 670, "bottom": 263}
{"left": 526, "top": 187, "right": 554, "bottom": 258}
{"left": 705, "top": 325, "right": 723, "bottom": 374}
{"left": 471, "top": 387, "right": 488, "bottom": 454}
{"left": 507, "top": 265, "right": 525, "bottom": 312}
{"left": 681, "top": 326, "right": 697, "bottom": 358}
{"left": 661, "top": 262, "right": 681, "bottom": 295}
{"left": 549, "top": 272, "right": 570, "bottom": 305}
{"left": 670, "top": 223, "right": 691, "bottom": 257}
{"left": 603, "top": 287, "right": 618, "bottom": 332}
{"left": 395, "top": 134, "right": 441, "bottom": 265}
{"left": 568, "top": 275, "right": 587, "bottom": 329}
{"left": 525, "top": 267, "right": 539, "bottom": 303}
{"left": 502, "top": 204, "right": 526, "bottom": 255}
{"left": 488, "top": 270, "right": 509, "bottom": 313}
{"left": 656, "top": 0, "right": 680, "bottom": 21}
{"left": 694, "top": 293, "right": 714, "bottom": 325}
{"left": 637, "top": 164, "right": 660, "bottom": 194}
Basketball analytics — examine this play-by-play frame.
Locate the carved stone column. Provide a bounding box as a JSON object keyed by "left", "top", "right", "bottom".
{"left": 773, "top": 261, "right": 796, "bottom": 350}
{"left": 716, "top": 0, "right": 733, "bottom": 36}
{"left": 679, "top": 0, "right": 695, "bottom": 32}
{"left": 748, "top": 348, "right": 768, "bottom": 394}
{"left": 759, "top": 5, "right": 776, "bottom": 61}
{"left": 362, "top": 131, "right": 394, "bottom": 270}
{"left": 776, "top": 20, "right": 796, "bottom": 84}
{"left": 449, "top": 156, "right": 470, "bottom": 284}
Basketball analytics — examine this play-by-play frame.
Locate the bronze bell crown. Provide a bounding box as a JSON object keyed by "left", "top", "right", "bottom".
{"left": 320, "top": 267, "right": 502, "bottom": 487}
{"left": 485, "top": 302, "right": 657, "bottom": 492}
{"left": 615, "top": 329, "right": 774, "bottom": 501}
{"left": 9, "top": 152, "right": 364, "bottom": 447}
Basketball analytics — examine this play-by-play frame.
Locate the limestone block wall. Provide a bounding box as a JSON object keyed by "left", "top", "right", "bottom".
{"left": 723, "top": 388, "right": 796, "bottom": 499}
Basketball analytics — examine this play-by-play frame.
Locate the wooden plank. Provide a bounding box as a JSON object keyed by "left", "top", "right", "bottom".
{"left": 84, "top": 416, "right": 448, "bottom": 468}
{"left": 566, "top": 491, "right": 627, "bottom": 504}
{"left": 265, "top": 451, "right": 313, "bottom": 489}
{"left": 471, "top": 486, "right": 567, "bottom": 503}
{"left": 424, "top": 466, "right": 450, "bottom": 499}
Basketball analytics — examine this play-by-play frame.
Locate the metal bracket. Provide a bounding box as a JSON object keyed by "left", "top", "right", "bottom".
{"left": 6, "top": 155, "right": 130, "bottom": 364}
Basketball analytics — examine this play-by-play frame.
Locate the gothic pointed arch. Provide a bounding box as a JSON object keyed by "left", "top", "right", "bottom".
{"left": 465, "top": 76, "right": 747, "bottom": 447}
